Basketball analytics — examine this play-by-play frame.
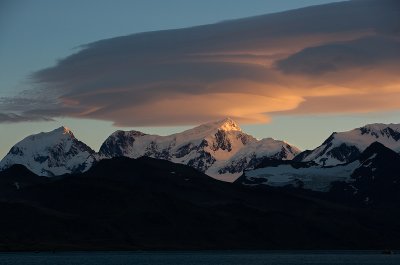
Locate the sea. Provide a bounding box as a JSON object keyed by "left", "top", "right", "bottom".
{"left": 0, "top": 251, "right": 399, "bottom": 265}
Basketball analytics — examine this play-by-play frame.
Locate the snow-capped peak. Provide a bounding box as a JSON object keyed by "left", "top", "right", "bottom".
{"left": 298, "top": 122, "right": 400, "bottom": 166}
{"left": 0, "top": 126, "right": 95, "bottom": 176}
{"left": 174, "top": 118, "right": 242, "bottom": 141}
{"left": 61, "top": 126, "right": 73, "bottom": 135}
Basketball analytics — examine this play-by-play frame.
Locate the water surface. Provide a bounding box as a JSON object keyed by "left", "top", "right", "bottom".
{"left": 0, "top": 251, "right": 399, "bottom": 265}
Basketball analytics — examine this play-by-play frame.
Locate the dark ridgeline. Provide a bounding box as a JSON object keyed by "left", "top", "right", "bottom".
{"left": 1, "top": 153, "right": 400, "bottom": 251}
{"left": 328, "top": 142, "right": 400, "bottom": 207}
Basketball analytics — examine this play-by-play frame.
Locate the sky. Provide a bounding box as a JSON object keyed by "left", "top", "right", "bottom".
{"left": 1, "top": 0, "right": 400, "bottom": 158}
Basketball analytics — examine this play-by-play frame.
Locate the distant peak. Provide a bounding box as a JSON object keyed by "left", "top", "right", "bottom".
{"left": 62, "top": 126, "right": 72, "bottom": 134}
{"left": 215, "top": 117, "right": 241, "bottom": 131}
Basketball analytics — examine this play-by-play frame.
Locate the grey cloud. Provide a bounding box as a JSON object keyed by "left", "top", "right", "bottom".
{"left": 275, "top": 36, "right": 400, "bottom": 75}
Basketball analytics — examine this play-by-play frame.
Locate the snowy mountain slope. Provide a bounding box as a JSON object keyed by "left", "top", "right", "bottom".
{"left": 238, "top": 141, "right": 400, "bottom": 193}
{"left": 0, "top": 127, "right": 95, "bottom": 176}
{"left": 240, "top": 160, "right": 358, "bottom": 192}
{"left": 99, "top": 118, "right": 301, "bottom": 182}
{"left": 297, "top": 123, "right": 400, "bottom": 166}
{"left": 214, "top": 138, "right": 301, "bottom": 180}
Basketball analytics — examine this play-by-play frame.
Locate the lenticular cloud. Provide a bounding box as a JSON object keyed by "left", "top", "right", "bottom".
{"left": 2, "top": 0, "right": 400, "bottom": 126}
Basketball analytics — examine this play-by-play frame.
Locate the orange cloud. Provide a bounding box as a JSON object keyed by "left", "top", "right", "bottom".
{"left": 286, "top": 92, "right": 400, "bottom": 115}
{"left": 87, "top": 91, "right": 304, "bottom": 126}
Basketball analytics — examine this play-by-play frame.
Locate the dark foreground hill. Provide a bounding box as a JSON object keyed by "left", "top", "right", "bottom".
{"left": 0, "top": 157, "right": 400, "bottom": 251}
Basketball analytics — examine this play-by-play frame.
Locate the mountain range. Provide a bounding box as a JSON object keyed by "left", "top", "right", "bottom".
{"left": 1, "top": 119, "right": 400, "bottom": 186}
{"left": 0, "top": 118, "right": 300, "bottom": 181}
{"left": 1, "top": 119, "right": 400, "bottom": 250}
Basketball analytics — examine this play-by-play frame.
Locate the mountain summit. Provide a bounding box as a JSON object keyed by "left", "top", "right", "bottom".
{"left": 202, "top": 117, "right": 241, "bottom": 132}
{"left": 0, "top": 126, "right": 95, "bottom": 176}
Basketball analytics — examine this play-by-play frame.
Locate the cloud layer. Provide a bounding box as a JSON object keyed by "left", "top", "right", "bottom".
{"left": 2, "top": 0, "right": 400, "bottom": 126}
